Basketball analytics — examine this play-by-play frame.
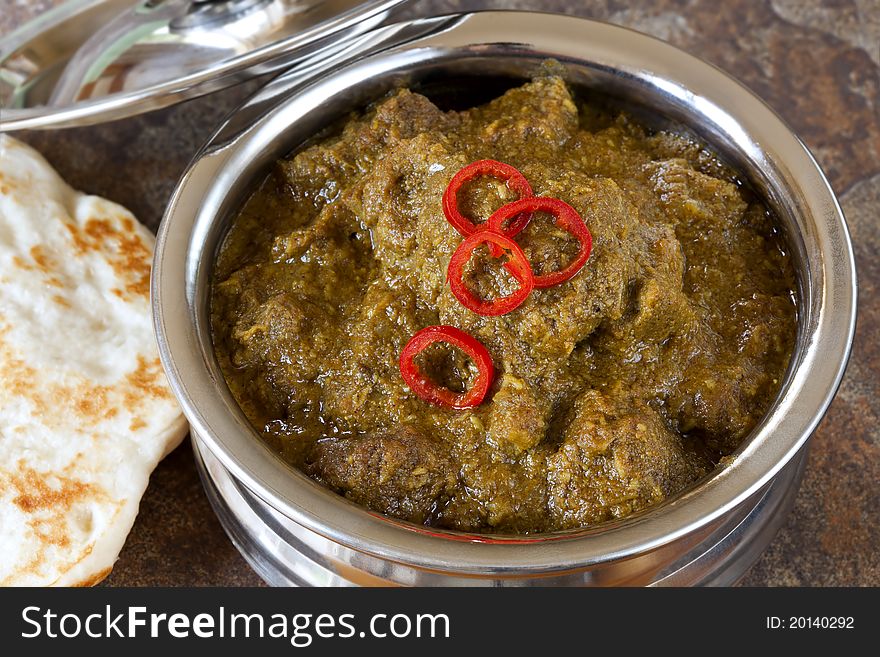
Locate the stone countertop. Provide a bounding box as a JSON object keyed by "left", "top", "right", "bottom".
{"left": 2, "top": 0, "right": 877, "bottom": 586}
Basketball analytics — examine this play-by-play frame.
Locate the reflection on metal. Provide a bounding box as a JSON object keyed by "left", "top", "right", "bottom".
{"left": 0, "top": 0, "right": 407, "bottom": 130}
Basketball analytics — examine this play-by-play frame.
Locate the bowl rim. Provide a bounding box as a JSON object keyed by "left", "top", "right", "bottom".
{"left": 153, "top": 10, "right": 857, "bottom": 574}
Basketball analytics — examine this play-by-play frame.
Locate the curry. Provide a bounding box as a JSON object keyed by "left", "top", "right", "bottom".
{"left": 211, "top": 76, "right": 796, "bottom": 533}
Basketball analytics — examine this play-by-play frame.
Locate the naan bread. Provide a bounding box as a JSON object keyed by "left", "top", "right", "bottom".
{"left": 0, "top": 135, "right": 187, "bottom": 586}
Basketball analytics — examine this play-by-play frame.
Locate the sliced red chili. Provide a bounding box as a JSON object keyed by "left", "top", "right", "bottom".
{"left": 399, "top": 325, "right": 494, "bottom": 409}
{"left": 442, "top": 160, "right": 534, "bottom": 239}
{"left": 447, "top": 230, "right": 535, "bottom": 316}
{"left": 488, "top": 197, "right": 593, "bottom": 289}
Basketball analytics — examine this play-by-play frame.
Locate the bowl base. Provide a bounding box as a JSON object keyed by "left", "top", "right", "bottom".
{"left": 193, "top": 436, "right": 808, "bottom": 587}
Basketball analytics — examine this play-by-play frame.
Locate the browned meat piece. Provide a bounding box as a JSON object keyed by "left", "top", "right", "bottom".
{"left": 457, "top": 76, "right": 580, "bottom": 161}
{"left": 485, "top": 373, "right": 549, "bottom": 455}
{"left": 308, "top": 428, "right": 457, "bottom": 524}
{"left": 669, "top": 293, "right": 796, "bottom": 452}
{"left": 547, "top": 390, "right": 709, "bottom": 528}
{"left": 596, "top": 224, "right": 698, "bottom": 364}
{"left": 453, "top": 454, "right": 549, "bottom": 533}
{"left": 344, "top": 133, "right": 466, "bottom": 307}
{"left": 229, "top": 291, "right": 336, "bottom": 373}
{"left": 436, "top": 176, "right": 650, "bottom": 372}
{"left": 646, "top": 158, "right": 747, "bottom": 228}
{"left": 278, "top": 90, "right": 460, "bottom": 208}
{"left": 319, "top": 279, "right": 433, "bottom": 432}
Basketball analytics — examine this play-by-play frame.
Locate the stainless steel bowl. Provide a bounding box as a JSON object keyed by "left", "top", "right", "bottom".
{"left": 153, "top": 11, "right": 857, "bottom": 586}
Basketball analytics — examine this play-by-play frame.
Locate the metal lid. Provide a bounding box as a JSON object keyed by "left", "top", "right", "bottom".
{"left": 0, "top": 0, "right": 407, "bottom": 131}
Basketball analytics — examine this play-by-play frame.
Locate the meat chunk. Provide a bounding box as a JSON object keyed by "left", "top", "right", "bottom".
{"left": 596, "top": 225, "right": 698, "bottom": 363}
{"left": 485, "top": 373, "right": 549, "bottom": 455}
{"left": 668, "top": 293, "right": 795, "bottom": 452}
{"left": 319, "top": 279, "right": 431, "bottom": 431}
{"left": 227, "top": 290, "right": 336, "bottom": 374}
{"left": 436, "top": 175, "right": 651, "bottom": 376}
{"left": 547, "top": 390, "right": 709, "bottom": 528}
{"left": 457, "top": 76, "right": 580, "bottom": 161}
{"left": 646, "top": 158, "right": 746, "bottom": 229}
{"left": 453, "top": 455, "right": 549, "bottom": 532}
{"left": 344, "top": 132, "right": 466, "bottom": 307}
{"left": 278, "top": 90, "right": 460, "bottom": 211}
{"left": 307, "top": 428, "right": 457, "bottom": 524}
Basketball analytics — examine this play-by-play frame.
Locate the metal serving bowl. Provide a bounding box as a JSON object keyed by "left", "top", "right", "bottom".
{"left": 153, "top": 11, "right": 856, "bottom": 586}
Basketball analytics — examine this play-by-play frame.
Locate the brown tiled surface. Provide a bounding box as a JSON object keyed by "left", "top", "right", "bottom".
{"left": 1, "top": 0, "right": 877, "bottom": 586}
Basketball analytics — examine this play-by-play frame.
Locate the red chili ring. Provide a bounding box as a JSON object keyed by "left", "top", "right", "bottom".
{"left": 487, "top": 197, "right": 593, "bottom": 289}
{"left": 442, "top": 160, "right": 534, "bottom": 239}
{"left": 399, "top": 325, "right": 494, "bottom": 409}
{"left": 447, "top": 230, "right": 535, "bottom": 316}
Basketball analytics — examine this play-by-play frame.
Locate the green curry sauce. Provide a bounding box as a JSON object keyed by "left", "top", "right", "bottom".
{"left": 211, "top": 76, "right": 796, "bottom": 533}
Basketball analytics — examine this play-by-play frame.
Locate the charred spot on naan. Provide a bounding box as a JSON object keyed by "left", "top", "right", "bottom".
{"left": 10, "top": 246, "right": 65, "bottom": 287}
{"left": 0, "top": 461, "right": 122, "bottom": 587}
{"left": 29, "top": 245, "right": 54, "bottom": 273}
{"left": 0, "top": 323, "right": 39, "bottom": 400}
{"left": 0, "top": 321, "right": 167, "bottom": 428}
{"left": 63, "top": 213, "right": 152, "bottom": 301}
{"left": 73, "top": 567, "right": 113, "bottom": 587}
{"left": 125, "top": 355, "right": 174, "bottom": 405}
{"left": 30, "top": 245, "right": 65, "bottom": 287}
{"left": 72, "top": 385, "right": 114, "bottom": 422}
{"left": 10, "top": 462, "right": 105, "bottom": 516}
{"left": 11, "top": 255, "right": 31, "bottom": 270}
